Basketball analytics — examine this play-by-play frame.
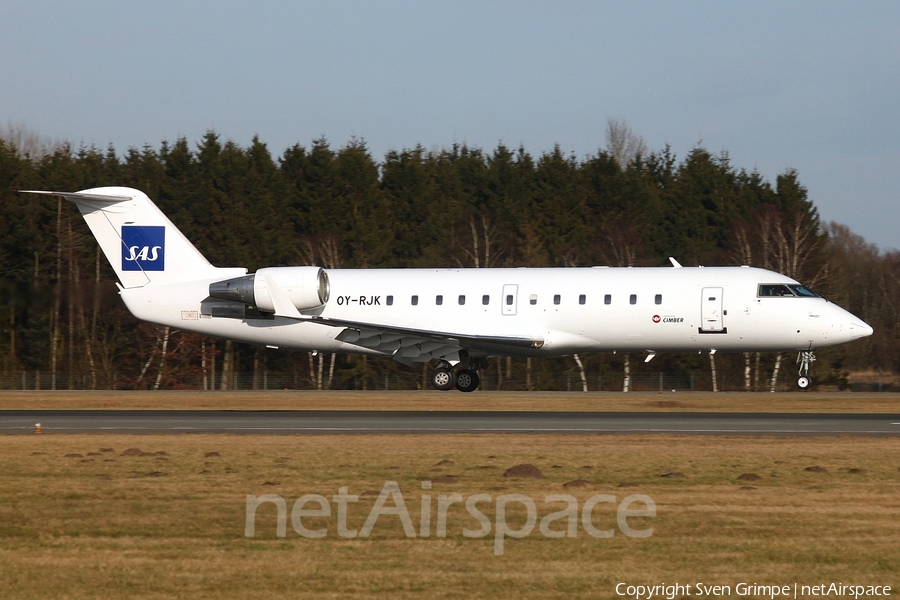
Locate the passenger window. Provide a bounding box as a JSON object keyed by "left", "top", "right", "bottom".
{"left": 604, "top": 294, "right": 611, "bottom": 305}
{"left": 458, "top": 295, "right": 465, "bottom": 305}
{"left": 630, "top": 294, "right": 637, "bottom": 305}
{"left": 553, "top": 294, "right": 560, "bottom": 305}
{"left": 436, "top": 295, "right": 443, "bottom": 305}
{"left": 506, "top": 295, "right": 513, "bottom": 306}
{"left": 655, "top": 294, "right": 662, "bottom": 305}
{"left": 482, "top": 295, "right": 490, "bottom": 305}
{"left": 411, "top": 295, "right": 418, "bottom": 306}
{"left": 529, "top": 294, "right": 537, "bottom": 305}
{"left": 579, "top": 294, "right": 586, "bottom": 305}
{"left": 386, "top": 295, "right": 394, "bottom": 306}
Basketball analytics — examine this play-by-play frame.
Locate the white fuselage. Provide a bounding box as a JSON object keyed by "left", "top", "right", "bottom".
{"left": 120, "top": 265, "right": 872, "bottom": 358}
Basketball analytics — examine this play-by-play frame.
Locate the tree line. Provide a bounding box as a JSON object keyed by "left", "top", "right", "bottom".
{"left": 0, "top": 123, "right": 895, "bottom": 391}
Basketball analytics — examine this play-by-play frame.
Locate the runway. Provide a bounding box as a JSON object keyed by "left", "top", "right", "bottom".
{"left": 2, "top": 410, "right": 899, "bottom": 435}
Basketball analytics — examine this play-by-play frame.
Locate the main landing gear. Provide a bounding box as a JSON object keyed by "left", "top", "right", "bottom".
{"left": 797, "top": 350, "right": 816, "bottom": 389}
{"left": 430, "top": 360, "right": 484, "bottom": 393}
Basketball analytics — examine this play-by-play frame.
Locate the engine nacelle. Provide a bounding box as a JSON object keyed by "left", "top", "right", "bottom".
{"left": 208, "top": 266, "right": 330, "bottom": 313}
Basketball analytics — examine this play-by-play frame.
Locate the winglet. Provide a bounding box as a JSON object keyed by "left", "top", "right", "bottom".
{"left": 669, "top": 257, "right": 682, "bottom": 268}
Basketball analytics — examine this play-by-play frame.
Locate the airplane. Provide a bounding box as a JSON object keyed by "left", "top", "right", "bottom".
{"left": 21, "top": 187, "right": 873, "bottom": 392}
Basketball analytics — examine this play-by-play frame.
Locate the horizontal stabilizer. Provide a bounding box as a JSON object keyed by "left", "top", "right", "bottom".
{"left": 20, "top": 190, "right": 133, "bottom": 204}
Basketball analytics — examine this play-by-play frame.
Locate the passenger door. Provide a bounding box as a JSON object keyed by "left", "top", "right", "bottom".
{"left": 700, "top": 287, "right": 725, "bottom": 332}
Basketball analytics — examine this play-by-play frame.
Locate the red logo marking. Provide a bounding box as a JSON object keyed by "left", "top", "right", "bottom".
{"left": 652, "top": 315, "right": 661, "bottom": 323}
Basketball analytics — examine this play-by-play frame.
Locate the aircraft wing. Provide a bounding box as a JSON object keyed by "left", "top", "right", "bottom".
{"left": 253, "top": 272, "right": 544, "bottom": 364}
{"left": 306, "top": 315, "right": 544, "bottom": 366}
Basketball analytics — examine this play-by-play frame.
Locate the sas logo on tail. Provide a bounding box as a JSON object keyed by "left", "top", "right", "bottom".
{"left": 121, "top": 226, "right": 165, "bottom": 271}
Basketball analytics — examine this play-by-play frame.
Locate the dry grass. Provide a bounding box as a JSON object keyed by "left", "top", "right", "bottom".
{"left": 0, "top": 434, "right": 897, "bottom": 598}
{"left": 1, "top": 389, "right": 899, "bottom": 412}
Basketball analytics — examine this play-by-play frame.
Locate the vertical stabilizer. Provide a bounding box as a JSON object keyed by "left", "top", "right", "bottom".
{"left": 21, "top": 187, "right": 236, "bottom": 288}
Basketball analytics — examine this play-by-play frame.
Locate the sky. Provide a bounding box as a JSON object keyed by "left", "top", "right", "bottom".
{"left": 2, "top": 1, "right": 898, "bottom": 251}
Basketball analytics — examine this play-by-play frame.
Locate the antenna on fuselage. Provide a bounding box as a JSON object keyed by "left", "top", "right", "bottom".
{"left": 669, "top": 257, "right": 683, "bottom": 268}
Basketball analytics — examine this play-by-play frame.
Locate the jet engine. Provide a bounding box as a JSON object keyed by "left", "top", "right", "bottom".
{"left": 207, "top": 266, "right": 330, "bottom": 315}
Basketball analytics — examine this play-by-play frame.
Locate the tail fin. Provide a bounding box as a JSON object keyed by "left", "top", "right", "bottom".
{"left": 21, "top": 187, "right": 242, "bottom": 288}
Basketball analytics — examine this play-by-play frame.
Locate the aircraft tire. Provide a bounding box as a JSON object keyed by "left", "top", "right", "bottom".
{"left": 431, "top": 367, "right": 457, "bottom": 391}
{"left": 455, "top": 369, "right": 480, "bottom": 393}
{"left": 797, "top": 376, "right": 811, "bottom": 389}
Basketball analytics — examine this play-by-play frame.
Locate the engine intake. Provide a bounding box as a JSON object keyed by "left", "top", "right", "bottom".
{"left": 208, "top": 266, "right": 330, "bottom": 314}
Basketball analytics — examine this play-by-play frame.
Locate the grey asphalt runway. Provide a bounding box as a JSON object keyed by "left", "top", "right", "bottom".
{"left": 1, "top": 410, "right": 899, "bottom": 435}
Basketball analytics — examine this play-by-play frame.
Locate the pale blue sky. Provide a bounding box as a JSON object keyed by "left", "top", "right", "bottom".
{"left": 2, "top": 1, "right": 898, "bottom": 250}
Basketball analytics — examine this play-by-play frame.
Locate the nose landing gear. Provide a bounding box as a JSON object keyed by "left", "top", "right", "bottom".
{"left": 430, "top": 360, "right": 484, "bottom": 393}
{"left": 797, "top": 350, "right": 816, "bottom": 389}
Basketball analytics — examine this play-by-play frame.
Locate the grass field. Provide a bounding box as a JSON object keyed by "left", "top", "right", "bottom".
{"left": 1, "top": 389, "right": 899, "bottom": 412}
{"left": 0, "top": 433, "right": 897, "bottom": 599}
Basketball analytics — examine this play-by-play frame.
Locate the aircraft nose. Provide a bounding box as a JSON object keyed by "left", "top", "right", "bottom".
{"left": 849, "top": 320, "right": 874, "bottom": 340}
{"left": 827, "top": 305, "right": 873, "bottom": 343}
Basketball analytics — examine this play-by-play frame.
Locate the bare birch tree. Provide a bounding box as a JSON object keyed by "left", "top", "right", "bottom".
{"left": 605, "top": 118, "right": 647, "bottom": 168}
{"left": 459, "top": 215, "right": 503, "bottom": 269}
{"left": 733, "top": 200, "right": 825, "bottom": 391}
{"left": 300, "top": 235, "right": 341, "bottom": 389}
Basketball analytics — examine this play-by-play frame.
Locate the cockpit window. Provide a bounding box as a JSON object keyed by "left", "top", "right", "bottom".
{"left": 758, "top": 284, "right": 795, "bottom": 297}
{"left": 788, "top": 284, "right": 819, "bottom": 298}
{"left": 758, "top": 284, "right": 820, "bottom": 298}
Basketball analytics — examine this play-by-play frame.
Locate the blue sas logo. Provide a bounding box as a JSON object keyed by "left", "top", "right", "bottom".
{"left": 121, "top": 226, "right": 165, "bottom": 271}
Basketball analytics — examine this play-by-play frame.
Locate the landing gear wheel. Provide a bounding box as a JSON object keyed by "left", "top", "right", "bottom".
{"left": 455, "top": 369, "right": 480, "bottom": 393}
{"left": 796, "top": 350, "right": 816, "bottom": 390}
{"left": 431, "top": 367, "right": 457, "bottom": 391}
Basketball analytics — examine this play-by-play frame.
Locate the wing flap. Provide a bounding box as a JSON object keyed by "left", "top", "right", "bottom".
{"left": 311, "top": 315, "right": 544, "bottom": 363}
